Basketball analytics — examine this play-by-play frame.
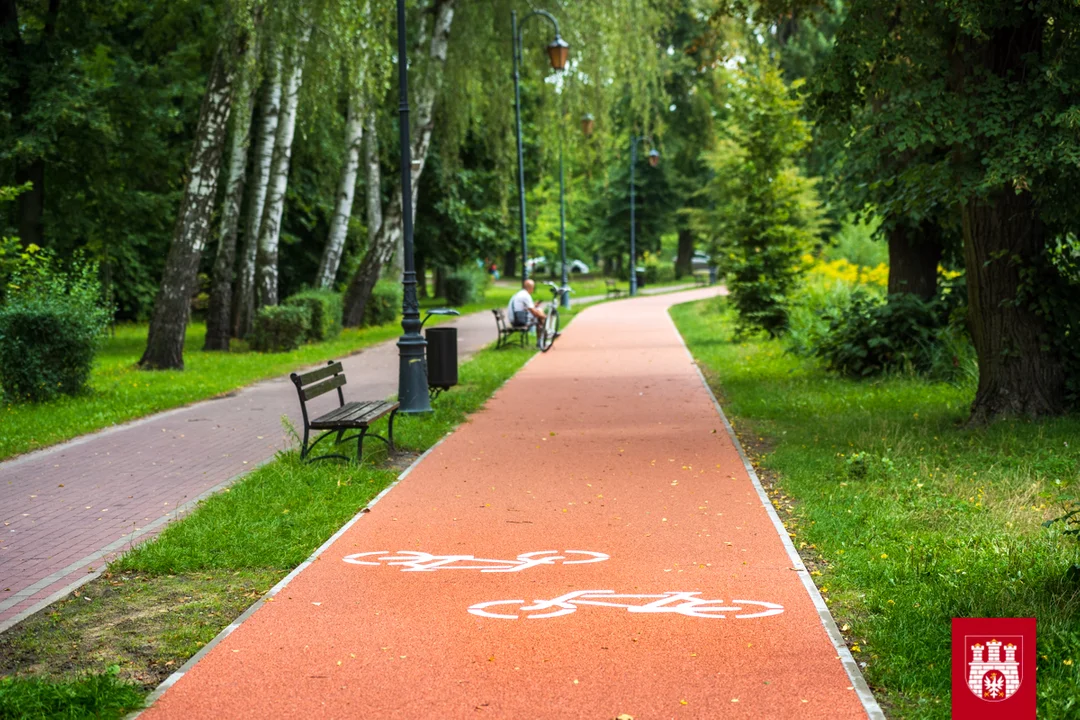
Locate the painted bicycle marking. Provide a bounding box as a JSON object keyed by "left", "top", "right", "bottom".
{"left": 468, "top": 590, "right": 784, "bottom": 620}
{"left": 341, "top": 550, "right": 609, "bottom": 572}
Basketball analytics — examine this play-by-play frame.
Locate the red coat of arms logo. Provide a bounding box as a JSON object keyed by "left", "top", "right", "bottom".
{"left": 964, "top": 637, "right": 1022, "bottom": 701}
{"left": 952, "top": 618, "right": 1036, "bottom": 720}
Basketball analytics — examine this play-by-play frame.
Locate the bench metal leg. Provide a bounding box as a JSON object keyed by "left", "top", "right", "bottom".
{"left": 387, "top": 409, "right": 397, "bottom": 453}
{"left": 356, "top": 426, "right": 368, "bottom": 460}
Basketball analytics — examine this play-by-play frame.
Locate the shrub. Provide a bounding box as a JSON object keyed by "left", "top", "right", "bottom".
{"left": 250, "top": 305, "right": 311, "bottom": 353}
{"left": 445, "top": 270, "right": 483, "bottom": 306}
{"left": 284, "top": 290, "right": 342, "bottom": 341}
{"left": 363, "top": 281, "right": 401, "bottom": 327}
{"left": 814, "top": 291, "right": 948, "bottom": 377}
{"left": 0, "top": 249, "right": 111, "bottom": 403}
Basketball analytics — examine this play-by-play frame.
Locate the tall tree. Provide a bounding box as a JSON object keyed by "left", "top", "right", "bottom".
{"left": 818, "top": 0, "right": 1080, "bottom": 421}
{"left": 233, "top": 45, "right": 282, "bottom": 338}
{"left": 205, "top": 27, "right": 261, "bottom": 351}
{"left": 342, "top": 0, "right": 455, "bottom": 326}
{"left": 315, "top": 90, "right": 364, "bottom": 290}
{"left": 255, "top": 20, "right": 312, "bottom": 309}
{"left": 139, "top": 41, "right": 239, "bottom": 369}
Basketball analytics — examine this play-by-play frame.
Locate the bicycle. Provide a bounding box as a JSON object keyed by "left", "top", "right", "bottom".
{"left": 538, "top": 281, "right": 572, "bottom": 352}
{"left": 341, "top": 549, "right": 609, "bottom": 572}
{"left": 468, "top": 590, "right": 785, "bottom": 620}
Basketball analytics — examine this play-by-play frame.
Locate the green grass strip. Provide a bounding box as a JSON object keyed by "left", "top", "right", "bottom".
{"left": 671, "top": 297, "right": 1080, "bottom": 720}
{"left": 0, "top": 672, "right": 145, "bottom": 720}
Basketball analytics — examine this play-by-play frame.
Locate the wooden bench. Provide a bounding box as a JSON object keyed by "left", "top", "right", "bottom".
{"left": 290, "top": 361, "right": 397, "bottom": 463}
{"left": 605, "top": 278, "right": 625, "bottom": 298}
{"left": 693, "top": 272, "right": 709, "bottom": 287}
{"left": 492, "top": 308, "right": 529, "bottom": 349}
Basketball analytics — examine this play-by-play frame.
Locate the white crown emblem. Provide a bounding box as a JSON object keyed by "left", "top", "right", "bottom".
{"left": 965, "top": 637, "right": 1022, "bottom": 702}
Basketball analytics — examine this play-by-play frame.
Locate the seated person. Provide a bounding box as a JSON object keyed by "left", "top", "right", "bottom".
{"left": 507, "top": 279, "right": 546, "bottom": 333}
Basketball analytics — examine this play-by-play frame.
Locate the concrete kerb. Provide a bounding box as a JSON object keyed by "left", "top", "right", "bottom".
{"left": 664, "top": 307, "right": 885, "bottom": 719}
{"left": 131, "top": 343, "right": 545, "bottom": 718}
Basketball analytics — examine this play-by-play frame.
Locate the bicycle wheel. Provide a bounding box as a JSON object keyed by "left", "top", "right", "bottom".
{"left": 540, "top": 309, "right": 559, "bottom": 352}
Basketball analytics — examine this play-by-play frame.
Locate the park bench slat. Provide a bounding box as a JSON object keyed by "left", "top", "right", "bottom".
{"left": 302, "top": 374, "right": 347, "bottom": 402}
{"left": 296, "top": 362, "right": 344, "bottom": 387}
{"left": 311, "top": 400, "right": 395, "bottom": 429}
{"left": 312, "top": 400, "right": 380, "bottom": 426}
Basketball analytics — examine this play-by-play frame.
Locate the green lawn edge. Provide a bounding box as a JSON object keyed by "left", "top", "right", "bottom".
{"left": 670, "top": 297, "right": 1080, "bottom": 720}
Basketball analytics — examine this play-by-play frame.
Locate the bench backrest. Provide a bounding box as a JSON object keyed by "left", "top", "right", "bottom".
{"left": 492, "top": 308, "right": 507, "bottom": 332}
{"left": 290, "top": 361, "right": 346, "bottom": 408}
{"left": 605, "top": 278, "right": 615, "bottom": 287}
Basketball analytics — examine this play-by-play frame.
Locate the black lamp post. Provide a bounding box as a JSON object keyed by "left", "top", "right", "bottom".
{"left": 395, "top": 0, "right": 429, "bottom": 414}
{"left": 512, "top": 9, "right": 567, "bottom": 283}
{"left": 629, "top": 136, "right": 659, "bottom": 297}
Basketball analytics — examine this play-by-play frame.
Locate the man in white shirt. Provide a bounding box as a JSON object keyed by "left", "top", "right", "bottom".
{"left": 507, "top": 280, "right": 546, "bottom": 340}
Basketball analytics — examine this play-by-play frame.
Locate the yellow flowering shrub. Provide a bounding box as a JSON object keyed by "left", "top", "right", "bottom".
{"left": 800, "top": 254, "right": 888, "bottom": 289}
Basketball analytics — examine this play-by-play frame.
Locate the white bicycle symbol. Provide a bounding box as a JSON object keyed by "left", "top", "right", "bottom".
{"left": 341, "top": 550, "right": 609, "bottom": 572}
{"left": 468, "top": 590, "right": 784, "bottom": 619}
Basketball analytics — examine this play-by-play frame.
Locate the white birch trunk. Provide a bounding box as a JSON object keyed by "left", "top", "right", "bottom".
{"left": 205, "top": 35, "right": 259, "bottom": 351}
{"left": 256, "top": 24, "right": 312, "bottom": 308}
{"left": 364, "top": 108, "right": 383, "bottom": 261}
{"left": 233, "top": 47, "right": 282, "bottom": 337}
{"left": 315, "top": 91, "right": 365, "bottom": 289}
{"left": 342, "top": 0, "right": 455, "bottom": 325}
{"left": 140, "top": 46, "right": 236, "bottom": 369}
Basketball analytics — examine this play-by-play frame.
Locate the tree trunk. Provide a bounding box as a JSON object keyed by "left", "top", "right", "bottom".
{"left": 963, "top": 190, "right": 1065, "bottom": 422}
{"left": 233, "top": 49, "right": 282, "bottom": 338}
{"left": 887, "top": 220, "right": 942, "bottom": 300}
{"left": 315, "top": 92, "right": 365, "bottom": 290}
{"left": 503, "top": 250, "right": 516, "bottom": 279}
{"left": 434, "top": 266, "right": 448, "bottom": 299}
{"left": 341, "top": 0, "right": 455, "bottom": 327}
{"left": 15, "top": 160, "right": 44, "bottom": 248}
{"left": 675, "top": 226, "right": 694, "bottom": 279}
{"left": 256, "top": 24, "right": 311, "bottom": 309}
{"left": 205, "top": 38, "right": 259, "bottom": 351}
{"left": 140, "top": 46, "right": 235, "bottom": 370}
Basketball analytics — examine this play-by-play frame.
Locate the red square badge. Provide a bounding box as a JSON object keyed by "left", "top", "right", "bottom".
{"left": 952, "top": 617, "right": 1036, "bottom": 719}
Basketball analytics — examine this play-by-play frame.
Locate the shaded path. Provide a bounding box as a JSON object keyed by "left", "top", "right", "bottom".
{"left": 141, "top": 288, "right": 879, "bottom": 719}
{"left": 0, "top": 312, "right": 497, "bottom": 632}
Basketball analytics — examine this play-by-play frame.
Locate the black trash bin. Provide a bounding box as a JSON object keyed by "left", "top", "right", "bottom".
{"left": 635, "top": 270, "right": 646, "bottom": 290}
{"left": 426, "top": 327, "right": 458, "bottom": 390}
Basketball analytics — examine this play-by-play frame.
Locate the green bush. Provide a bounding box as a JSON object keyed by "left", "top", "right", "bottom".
{"left": 814, "top": 291, "right": 950, "bottom": 377}
{"left": 250, "top": 305, "right": 311, "bottom": 353}
{"left": 0, "top": 249, "right": 110, "bottom": 403}
{"left": 445, "top": 270, "right": 483, "bottom": 306}
{"left": 284, "top": 290, "right": 342, "bottom": 341}
{"left": 363, "top": 281, "right": 402, "bottom": 327}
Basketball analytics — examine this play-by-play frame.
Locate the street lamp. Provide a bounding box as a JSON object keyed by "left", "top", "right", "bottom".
{"left": 512, "top": 9, "right": 568, "bottom": 282}
{"left": 629, "top": 135, "right": 659, "bottom": 297}
{"left": 395, "top": 0, "right": 429, "bottom": 413}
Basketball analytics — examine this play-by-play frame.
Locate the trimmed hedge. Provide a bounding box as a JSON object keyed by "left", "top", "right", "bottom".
{"left": 0, "top": 254, "right": 110, "bottom": 403}
{"left": 250, "top": 305, "right": 311, "bottom": 353}
{"left": 445, "top": 270, "right": 483, "bottom": 306}
{"left": 284, "top": 290, "right": 342, "bottom": 341}
{"left": 363, "top": 280, "right": 401, "bottom": 327}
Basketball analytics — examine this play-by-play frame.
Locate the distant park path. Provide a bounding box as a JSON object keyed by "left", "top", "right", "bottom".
{"left": 139, "top": 288, "right": 882, "bottom": 719}
{"left": 0, "top": 284, "right": 693, "bottom": 633}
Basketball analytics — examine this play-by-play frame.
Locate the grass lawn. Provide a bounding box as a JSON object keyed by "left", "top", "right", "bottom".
{"left": 671, "top": 297, "right": 1080, "bottom": 719}
{"left": 0, "top": 301, "right": 589, "bottom": 717}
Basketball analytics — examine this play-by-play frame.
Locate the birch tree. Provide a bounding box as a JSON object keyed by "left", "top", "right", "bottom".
{"left": 233, "top": 47, "right": 282, "bottom": 338}
{"left": 139, "top": 44, "right": 238, "bottom": 370}
{"left": 204, "top": 32, "right": 260, "bottom": 351}
{"left": 315, "top": 90, "right": 364, "bottom": 289}
{"left": 342, "top": 0, "right": 455, "bottom": 326}
{"left": 256, "top": 21, "right": 312, "bottom": 309}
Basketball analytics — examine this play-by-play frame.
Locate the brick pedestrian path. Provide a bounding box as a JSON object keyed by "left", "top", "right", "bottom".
{"left": 0, "top": 311, "right": 497, "bottom": 632}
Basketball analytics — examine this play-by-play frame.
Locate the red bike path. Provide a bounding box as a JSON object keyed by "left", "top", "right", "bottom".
{"left": 140, "top": 289, "right": 882, "bottom": 719}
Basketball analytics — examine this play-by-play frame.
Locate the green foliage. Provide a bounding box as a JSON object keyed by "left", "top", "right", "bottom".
{"left": 249, "top": 305, "right": 311, "bottom": 353}
{"left": 1019, "top": 234, "right": 1080, "bottom": 406}
{"left": 823, "top": 215, "right": 886, "bottom": 268}
{"left": 444, "top": 270, "right": 485, "bottom": 307}
{"left": 0, "top": 249, "right": 111, "bottom": 403}
{"left": 814, "top": 292, "right": 941, "bottom": 376}
{"left": 0, "top": 671, "right": 144, "bottom": 720}
{"left": 362, "top": 280, "right": 401, "bottom": 327}
{"left": 283, "top": 290, "right": 342, "bottom": 342}
{"left": 692, "top": 60, "right": 825, "bottom": 337}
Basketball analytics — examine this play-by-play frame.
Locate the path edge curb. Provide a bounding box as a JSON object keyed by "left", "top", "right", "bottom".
{"left": 666, "top": 308, "right": 885, "bottom": 720}
{"left": 130, "top": 344, "right": 543, "bottom": 718}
